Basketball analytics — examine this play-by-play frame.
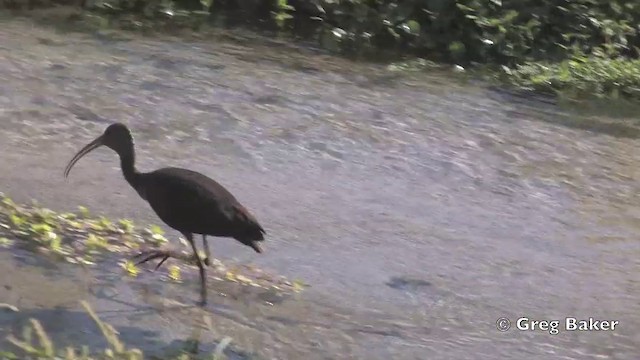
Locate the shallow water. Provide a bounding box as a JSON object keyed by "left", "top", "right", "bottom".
{"left": 0, "top": 16, "right": 640, "bottom": 359}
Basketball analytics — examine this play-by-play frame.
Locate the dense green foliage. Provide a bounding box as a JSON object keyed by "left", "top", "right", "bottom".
{"left": 3, "top": 0, "right": 640, "bottom": 98}
{"left": 502, "top": 55, "right": 640, "bottom": 99}
{"left": 67, "top": 0, "right": 639, "bottom": 65}
{"left": 327, "top": 0, "right": 640, "bottom": 65}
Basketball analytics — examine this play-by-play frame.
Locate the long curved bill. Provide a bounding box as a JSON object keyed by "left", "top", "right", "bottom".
{"left": 63, "top": 135, "right": 105, "bottom": 178}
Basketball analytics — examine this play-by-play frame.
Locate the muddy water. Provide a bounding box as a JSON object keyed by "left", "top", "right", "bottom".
{"left": 0, "top": 16, "right": 640, "bottom": 360}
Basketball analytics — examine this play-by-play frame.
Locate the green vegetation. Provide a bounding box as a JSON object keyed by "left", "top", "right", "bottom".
{"left": 4, "top": 0, "right": 640, "bottom": 99}
{"left": 1, "top": 301, "right": 232, "bottom": 360}
{"left": 0, "top": 192, "right": 307, "bottom": 292}
{"left": 500, "top": 56, "right": 640, "bottom": 100}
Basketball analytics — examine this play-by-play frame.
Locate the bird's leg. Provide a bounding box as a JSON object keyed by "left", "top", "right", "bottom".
{"left": 154, "top": 255, "right": 169, "bottom": 271}
{"left": 186, "top": 232, "right": 207, "bottom": 306}
{"left": 202, "top": 235, "right": 211, "bottom": 266}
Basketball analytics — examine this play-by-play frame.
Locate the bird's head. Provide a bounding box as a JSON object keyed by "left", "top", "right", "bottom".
{"left": 102, "top": 122, "right": 133, "bottom": 153}
{"left": 64, "top": 122, "right": 134, "bottom": 178}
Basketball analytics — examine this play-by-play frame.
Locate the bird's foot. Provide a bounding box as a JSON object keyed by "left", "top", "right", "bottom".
{"left": 133, "top": 249, "right": 170, "bottom": 271}
{"left": 133, "top": 248, "right": 193, "bottom": 271}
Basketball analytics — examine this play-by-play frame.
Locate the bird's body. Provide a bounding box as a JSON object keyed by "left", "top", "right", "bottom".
{"left": 64, "top": 123, "right": 265, "bottom": 305}
{"left": 138, "top": 167, "right": 265, "bottom": 250}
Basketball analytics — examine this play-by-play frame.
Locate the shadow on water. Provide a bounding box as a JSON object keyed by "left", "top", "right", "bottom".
{"left": 516, "top": 109, "right": 640, "bottom": 139}
{"left": 385, "top": 276, "right": 431, "bottom": 294}
{"left": 0, "top": 307, "right": 250, "bottom": 360}
{"left": 0, "top": 249, "right": 253, "bottom": 359}
{"left": 0, "top": 241, "right": 429, "bottom": 359}
{"left": 487, "top": 86, "right": 640, "bottom": 139}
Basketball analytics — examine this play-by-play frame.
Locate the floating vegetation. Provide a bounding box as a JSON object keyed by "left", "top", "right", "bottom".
{"left": 120, "top": 259, "right": 140, "bottom": 277}
{"left": 168, "top": 264, "right": 182, "bottom": 282}
{"left": 4, "top": 300, "right": 233, "bottom": 360}
{"left": 0, "top": 192, "right": 308, "bottom": 294}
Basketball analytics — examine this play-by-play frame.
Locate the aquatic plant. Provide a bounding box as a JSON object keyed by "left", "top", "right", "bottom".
{"left": 0, "top": 192, "right": 308, "bottom": 293}
{"left": 2, "top": 300, "right": 233, "bottom": 360}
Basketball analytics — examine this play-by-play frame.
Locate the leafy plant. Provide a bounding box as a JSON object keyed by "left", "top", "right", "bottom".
{"left": 6, "top": 300, "right": 233, "bottom": 359}
{"left": 0, "top": 193, "right": 306, "bottom": 293}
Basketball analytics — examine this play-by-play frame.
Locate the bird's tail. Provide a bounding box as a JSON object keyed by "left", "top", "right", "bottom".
{"left": 249, "top": 241, "right": 263, "bottom": 253}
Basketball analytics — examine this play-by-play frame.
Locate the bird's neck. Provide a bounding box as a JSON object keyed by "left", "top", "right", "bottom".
{"left": 118, "top": 145, "right": 141, "bottom": 189}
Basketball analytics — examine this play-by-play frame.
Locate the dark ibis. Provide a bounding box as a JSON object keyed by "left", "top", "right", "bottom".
{"left": 63, "top": 123, "right": 266, "bottom": 305}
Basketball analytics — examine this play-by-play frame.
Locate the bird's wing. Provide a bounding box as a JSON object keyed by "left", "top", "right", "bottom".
{"left": 141, "top": 168, "right": 264, "bottom": 237}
